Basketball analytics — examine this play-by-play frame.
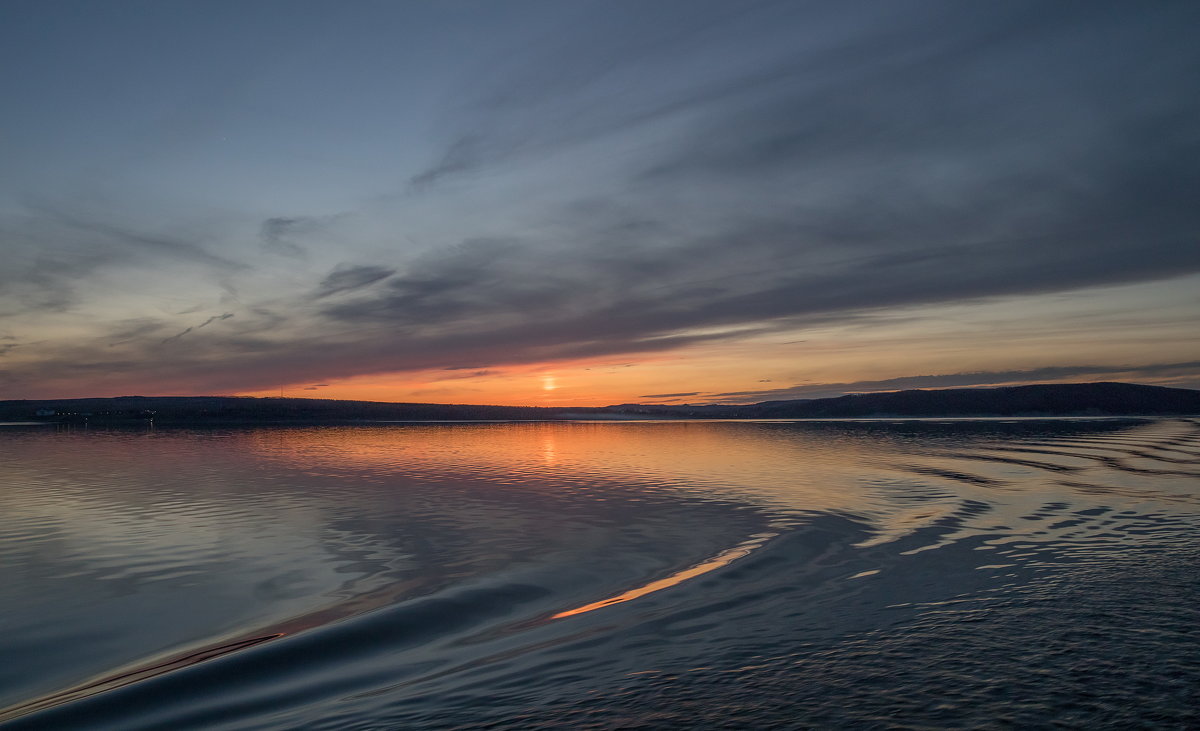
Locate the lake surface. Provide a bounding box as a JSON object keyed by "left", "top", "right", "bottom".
{"left": 2, "top": 418, "right": 1198, "bottom": 729}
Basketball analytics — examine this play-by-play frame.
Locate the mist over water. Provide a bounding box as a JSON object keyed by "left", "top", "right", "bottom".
{"left": 2, "top": 419, "right": 1198, "bottom": 728}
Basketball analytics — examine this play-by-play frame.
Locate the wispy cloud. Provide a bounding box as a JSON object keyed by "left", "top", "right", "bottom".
{"left": 313, "top": 264, "right": 396, "bottom": 299}
{"left": 259, "top": 214, "right": 346, "bottom": 258}
{"left": 259, "top": 217, "right": 310, "bottom": 257}
{"left": 161, "top": 313, "right": 234, "bottom": 344}
{"left": 26, "top": 201, "right": 243, "bottom": 271}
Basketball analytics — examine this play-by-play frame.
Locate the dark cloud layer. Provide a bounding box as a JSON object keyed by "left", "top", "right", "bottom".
{"left": 381, "top": 0, "right": 1200, "bottom": 381}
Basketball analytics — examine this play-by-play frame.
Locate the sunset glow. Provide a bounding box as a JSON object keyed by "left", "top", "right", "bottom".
{"left": 0, "top": 1, "right": 1196, "bottom": 405}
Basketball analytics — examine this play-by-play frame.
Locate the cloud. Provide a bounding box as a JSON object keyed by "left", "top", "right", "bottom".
{"left": 161, "top": 313, "right": 234, "bottom": 344}
{"left": 258, "top": 215, "right": 345, "bottom": 258}
{"left": 640, "top": 392, "right": 700, "bottom": 399}
{"left": 0, "top": 198, "right": 249, "bottom": 322}
{"left": 107, "top": 319, "right": 170, "bottom": 347}
{"left": 437, "top": 369, "right": 499, "bottom": 381}
{"left": 410, "top": 136, "right": 487, "bottom": 189}
{"left": 408, "top": 1, "right": 836, "bottom": 188}
{"left": 363, "top": 0, "right": 1200, "bottom": 386}
{"left": 259, "top": 218, "right": 310, "bottom": 257}
{"left": 27, "top": 201, "right": 242, "bottom": 271}
{"left": 302, "top": 212, "right": 1198, "bottom": 391}
{"left": 198, "top": 313, "right": 235, "bottom": 328}
{"left": 313, "top": 264, "right": 396, "bottom": 299}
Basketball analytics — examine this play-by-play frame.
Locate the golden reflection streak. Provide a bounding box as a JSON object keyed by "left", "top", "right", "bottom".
{"left": 552, "top": 531, "right": 778, "bottom": 619}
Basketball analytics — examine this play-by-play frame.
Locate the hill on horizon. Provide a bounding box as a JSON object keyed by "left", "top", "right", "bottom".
{"left": 743, "top": 381, "right": 1200, "bottom": 418}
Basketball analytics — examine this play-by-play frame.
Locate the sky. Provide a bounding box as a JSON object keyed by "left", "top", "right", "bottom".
{"left": 1, "top": 0, "right": 1198, "bottom": 406}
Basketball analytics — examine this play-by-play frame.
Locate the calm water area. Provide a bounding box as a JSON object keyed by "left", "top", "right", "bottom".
{"left": 2, "top": 418, "right": 1198, "bottom": 729}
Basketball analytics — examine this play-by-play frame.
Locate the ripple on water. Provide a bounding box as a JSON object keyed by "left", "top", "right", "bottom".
{"left": 1, "top": 418, "right": 1198, "bottom": 728}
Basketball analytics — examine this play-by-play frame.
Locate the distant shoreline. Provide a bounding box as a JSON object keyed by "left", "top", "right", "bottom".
{"left": 2, "top": 416, "right": 1163, "bottom": 429}
{"left": 2, "top": 383, "right": 1197, "bottom": 424}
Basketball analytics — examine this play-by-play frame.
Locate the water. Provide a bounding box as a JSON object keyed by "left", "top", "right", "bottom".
{"left": 1, "top": 419, "right": 1197, "bottom": 729}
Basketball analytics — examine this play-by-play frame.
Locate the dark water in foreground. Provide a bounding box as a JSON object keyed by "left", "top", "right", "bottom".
{"left": 1, "top": 419, "right": 1198, "bottom": 729}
